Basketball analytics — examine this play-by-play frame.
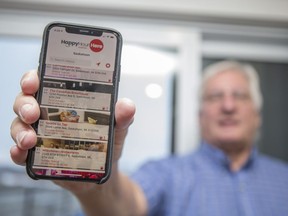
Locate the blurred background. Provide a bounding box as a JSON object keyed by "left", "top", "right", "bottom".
{"left": 0, "top": 0, "right": 288, "bottom": 215}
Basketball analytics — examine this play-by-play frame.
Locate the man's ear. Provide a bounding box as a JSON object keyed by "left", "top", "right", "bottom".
{"left": 255, "top": 110, "right": 262, "bottom": 128}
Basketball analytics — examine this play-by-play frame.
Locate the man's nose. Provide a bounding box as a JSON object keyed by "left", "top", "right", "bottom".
{"left": 221, "top": 95, "right": 237, "bottom": 113}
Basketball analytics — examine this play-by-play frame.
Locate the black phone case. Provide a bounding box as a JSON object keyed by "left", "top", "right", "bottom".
{"left": 26, "top": 22, "right": 122, "bottom": 184}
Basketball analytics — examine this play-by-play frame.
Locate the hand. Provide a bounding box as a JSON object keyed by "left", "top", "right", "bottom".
{"left": 10, "top": 70, "right": 136, "bottom": 193}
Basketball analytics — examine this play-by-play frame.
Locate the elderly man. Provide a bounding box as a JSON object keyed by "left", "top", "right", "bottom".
{"left": 11, "top": 61, "right": 288, "bottom": 216}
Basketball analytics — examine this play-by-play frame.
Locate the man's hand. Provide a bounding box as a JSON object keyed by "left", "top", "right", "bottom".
{"left": 10, "top": 70, "right": 136, "bottom": 192}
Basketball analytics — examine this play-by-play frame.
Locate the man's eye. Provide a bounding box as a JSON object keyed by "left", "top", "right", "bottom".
{"left": 205, "top": 93, "right": 223, "bottom": 101}
{"left": 234, "top": 92, "right": 250, "bottom": 100}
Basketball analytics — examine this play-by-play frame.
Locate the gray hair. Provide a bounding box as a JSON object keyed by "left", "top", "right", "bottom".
{"left": 199, "top": 60, "right": 263, "bottom": 111}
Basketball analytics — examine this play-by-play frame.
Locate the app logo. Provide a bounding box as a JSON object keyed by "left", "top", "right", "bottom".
{"left": 61, "top": 40, "right": 79, "bottom": 47}
{"left": 90, "top": 39, "right": 104, "bottom": 52}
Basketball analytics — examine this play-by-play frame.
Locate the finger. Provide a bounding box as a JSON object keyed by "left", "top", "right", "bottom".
{"left": 20, "top": 70, "right": 39, "bottom": 95}
{"left": 13, "top": 93, "right": 40, "bottom": 125}
{"left": 10, "top": 117, "right": 37, "bottom": 150}
{"left": 10, "top": 145, "right": 28, "bottom": 166}
{"left": 115, "top": 98, "right": 136, "bottom": 131}
{"left": 113, "top": 98, "right": 136, "bottom": 161}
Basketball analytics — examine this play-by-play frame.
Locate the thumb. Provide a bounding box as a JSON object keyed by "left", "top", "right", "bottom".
{"left": 113, "top": 98, "right": 136, "bottom": 161}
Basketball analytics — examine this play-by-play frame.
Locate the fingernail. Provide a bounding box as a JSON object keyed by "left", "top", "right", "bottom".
{"left": 16, "top": 131, "right": 27, "bottom": 148}
{"left": 20, "top": 70, "right": 35, "bottom": 86}
{"left": 21, "top": 75, "right": 31, "bottom": 87}
{"left": 19, "top": 104, "right": 33, "bottom": 120}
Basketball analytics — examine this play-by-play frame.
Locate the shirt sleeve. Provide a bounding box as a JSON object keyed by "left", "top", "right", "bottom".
{"left": 131, "top": 159, "right": 171, "bottom": 216}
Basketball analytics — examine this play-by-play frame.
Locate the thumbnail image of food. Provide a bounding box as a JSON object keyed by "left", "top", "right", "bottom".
{"left": 41, "top": 107, "right": 110, "bottom": 126}
{"left": 36, "top": 138, "right": 63, "bottom": 149}
{"left": 87, "top": 143, "right": 107, "bottom": 152}
{"left": 41, "top": 108, "right": 82, "bottom": 122}
{"left": 87, "top": 117, "right": 97, "bottom": 124}
{"left": 60, "top": 110, "right": 80, "bottom": 122}
{"left": 37, "top": 138, "right": 107, "bottom": 152}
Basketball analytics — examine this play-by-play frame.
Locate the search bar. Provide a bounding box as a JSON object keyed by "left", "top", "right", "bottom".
{"left": 49, "top": 57, "right": 91, "bottom": 67}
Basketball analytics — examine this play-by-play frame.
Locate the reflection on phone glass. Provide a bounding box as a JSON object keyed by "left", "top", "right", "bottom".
{"left": 27, "top": 23, "right": 121, "bottom": 182}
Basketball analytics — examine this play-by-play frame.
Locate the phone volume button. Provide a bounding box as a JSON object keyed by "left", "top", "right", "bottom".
{"left": 118, "top": 65, "right": 121, "bottom": 82}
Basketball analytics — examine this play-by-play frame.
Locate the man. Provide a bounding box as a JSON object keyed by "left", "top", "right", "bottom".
{"left": 10, "top": 61, "right": 288, "bottom": 215}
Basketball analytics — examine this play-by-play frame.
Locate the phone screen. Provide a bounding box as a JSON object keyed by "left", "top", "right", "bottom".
{"left": 27, "top": 23, "right": 122, "bottom": 183}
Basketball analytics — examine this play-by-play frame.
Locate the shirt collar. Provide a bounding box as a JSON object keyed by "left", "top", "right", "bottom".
{"left": 199, "top": 141, "right": 258, "bottom": 172}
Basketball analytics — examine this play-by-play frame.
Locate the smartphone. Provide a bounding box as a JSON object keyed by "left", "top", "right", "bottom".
{"left": 26, "top": 22, "right": 122, "bottom": 183}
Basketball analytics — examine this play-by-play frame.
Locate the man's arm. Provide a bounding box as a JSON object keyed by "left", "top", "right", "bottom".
{"left": 72, "top": 168, "right": 147, "bottom": 216}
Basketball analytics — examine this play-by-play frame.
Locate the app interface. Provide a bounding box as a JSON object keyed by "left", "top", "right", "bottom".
{"left": 32, "top": 26, "right": 118, "bottom": 180}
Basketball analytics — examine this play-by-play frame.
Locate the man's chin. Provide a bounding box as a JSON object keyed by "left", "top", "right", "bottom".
{"left": 213, "top": 137, "right": 248, "bottom": 151}
{"left": 219, "top": 137, "right": 241, "bottom": 144}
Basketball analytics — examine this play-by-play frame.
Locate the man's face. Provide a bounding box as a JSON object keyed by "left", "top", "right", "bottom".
{"left": 199, "top": 70, "right": 261, "bottom": 149}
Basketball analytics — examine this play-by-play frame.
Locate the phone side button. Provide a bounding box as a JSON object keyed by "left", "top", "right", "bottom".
{"left": 118, "top": 65, "right": 121, "bottom": 82}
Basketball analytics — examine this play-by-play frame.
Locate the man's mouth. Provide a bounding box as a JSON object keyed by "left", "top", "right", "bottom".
{"left": 218, "top": 119, "right": 238, "bottom": 127}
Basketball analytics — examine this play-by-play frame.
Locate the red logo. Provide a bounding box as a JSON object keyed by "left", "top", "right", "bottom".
{"left": 90, "top": 39, "right": 103, "bottom": 52}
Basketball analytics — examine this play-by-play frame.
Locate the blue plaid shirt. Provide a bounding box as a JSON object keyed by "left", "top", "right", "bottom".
{"left": 132, "top": 142, "right": 288, "bottom": 216}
